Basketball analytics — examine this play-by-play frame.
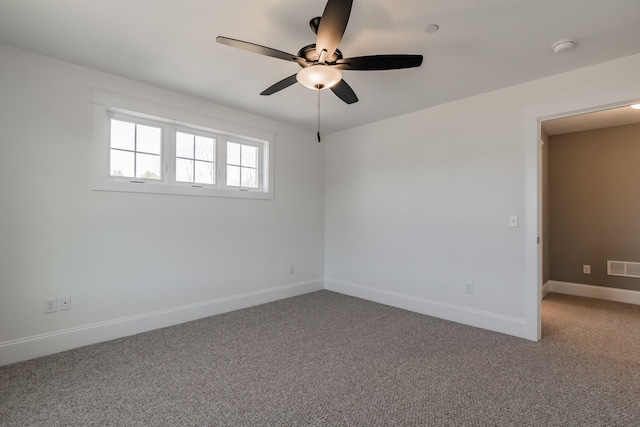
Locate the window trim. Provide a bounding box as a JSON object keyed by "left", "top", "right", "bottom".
{"left": 92, "top": 90, "right": 275, "bottom": 200}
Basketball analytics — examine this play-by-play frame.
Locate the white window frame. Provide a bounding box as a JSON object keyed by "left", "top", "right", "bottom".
{"left": 225, "top": 139, "right": 263, "bottom": 190}
{"left": 174, "top": 127, "right": 217, "bottom": 187}
{"left": 92, "top": 90, "right": 274, "bottom": 199}
{"left": 107, "top": 112, "right": 165, "bottom": 182}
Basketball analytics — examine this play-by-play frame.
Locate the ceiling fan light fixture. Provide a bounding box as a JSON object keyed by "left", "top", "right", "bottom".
{"left": 296, "top": 65, "right": 342, "bottom": 90}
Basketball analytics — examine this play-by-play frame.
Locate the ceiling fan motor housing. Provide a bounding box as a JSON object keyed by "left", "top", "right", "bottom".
{"left": 297, "top": 44, "right": 343, "bottom": 66}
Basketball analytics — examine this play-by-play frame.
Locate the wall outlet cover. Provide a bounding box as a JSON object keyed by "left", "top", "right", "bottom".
{"left": 44, "top": 297, "right": 57, "bottom": 313}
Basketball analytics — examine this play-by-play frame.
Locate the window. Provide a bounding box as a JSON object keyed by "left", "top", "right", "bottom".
{"left": 110, "top": 118, "right": 162, "bottom": 181}
{"left": 226, "top": 141, "right": 259, "bottom": 189}
{"left": 175, "top": 131, "right": 216, "bottom": 185}
{"left": 93, "top": 90, "right": 274, "bottom": 199}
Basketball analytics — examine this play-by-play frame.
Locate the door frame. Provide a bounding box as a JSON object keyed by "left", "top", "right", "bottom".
{"left": 523, "top": 82, "right": 640, "bottom": 341}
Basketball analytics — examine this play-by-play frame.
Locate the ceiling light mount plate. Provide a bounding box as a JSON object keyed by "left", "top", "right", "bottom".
{"left": 552, "top": 39, "right": 576, "bottom": 53}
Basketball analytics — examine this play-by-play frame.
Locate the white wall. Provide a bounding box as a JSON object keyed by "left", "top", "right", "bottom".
{"left": 3, "top": 42, "right": 640, "bottom": 366}
{"left": 0, "top": 44, "right": 325, "bottom": 365}
{"left": 324, "top": 53, "right": 640, "bottom": 338}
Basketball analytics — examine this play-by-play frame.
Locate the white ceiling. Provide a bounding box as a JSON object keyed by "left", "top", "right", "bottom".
{"left": 1, "top": 0, "right": 640, "bottom": 134}
{"left": 543, "top": 105, "right": 640, "bottom": 136}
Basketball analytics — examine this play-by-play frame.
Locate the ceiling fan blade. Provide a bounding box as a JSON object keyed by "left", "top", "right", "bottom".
{"left": 330, "top": 79, "right": 358, "bottom": 104}
{"left": 260, "top": 74, "right": 299, "bottom": 96}
{"left": 334, "top": 55, "right": 423, "bottom": 70}
{"left": 316, "top": 0, "right": 353, "bottom": 61}
{"left": 216, "top": 36, "right": 304, "bottom": 63}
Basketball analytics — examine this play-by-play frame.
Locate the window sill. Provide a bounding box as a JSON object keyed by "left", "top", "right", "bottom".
{"left": 92, "top": 179, "right": 273, "bottom": 200}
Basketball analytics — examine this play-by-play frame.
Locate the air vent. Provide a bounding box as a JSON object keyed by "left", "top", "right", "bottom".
{"left": 607, "top": 260, "right": 640, "bottom": 278}
{"left": 627, "top": 263, "right": 640, "bottom": 277}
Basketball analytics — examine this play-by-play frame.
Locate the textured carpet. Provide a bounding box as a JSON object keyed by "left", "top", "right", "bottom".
{"left": 1, "top": 291, "right": 639, "bottom": 426}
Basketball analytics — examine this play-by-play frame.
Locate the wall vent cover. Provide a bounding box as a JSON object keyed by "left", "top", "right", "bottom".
{"left": 607, "top": 260, "right": 640, "bottom": 278}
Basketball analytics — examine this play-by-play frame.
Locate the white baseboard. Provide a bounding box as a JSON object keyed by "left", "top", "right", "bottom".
{"left": 542, "top": 281, "right": 551, "bottom": 299}
{"left": 0, "top": 279, "right": 324, "bottom": 367}
{"left": 546, "top": 280, "right": 640, "bottom": 305}
{"left": 325, "top": 278, "right": 530, "bottom": 340}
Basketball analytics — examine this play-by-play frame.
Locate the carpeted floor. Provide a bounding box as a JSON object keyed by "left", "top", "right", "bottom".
{"left": 1, "top": 291, "right": 639, "bottom": 426}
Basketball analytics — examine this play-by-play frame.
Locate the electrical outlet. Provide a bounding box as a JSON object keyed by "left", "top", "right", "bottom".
{"left": 58, "top": 295, "right": 71, "bottom": 311}
{"left": 288, "top": 264, "right": 295, "bottom": 274}
{"left": 583, "top": 265, "right": 591, "bottom": 274}
{"left": 44, "top": 297, "right": 57, "bottom": 313}
{"left": 464, "top": 282, "right": 474, "bottom": 294}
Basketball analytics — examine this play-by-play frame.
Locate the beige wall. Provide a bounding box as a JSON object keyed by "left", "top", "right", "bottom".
{"left": 549, "top": 122, "right": 640, "bottom": 291}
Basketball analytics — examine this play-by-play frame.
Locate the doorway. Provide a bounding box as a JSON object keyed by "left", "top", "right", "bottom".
{"left": 541, "top": 106, "right": 640, "bottom": 297}
{"left": 523, "top": 82, "right": 640, "bottom": 341}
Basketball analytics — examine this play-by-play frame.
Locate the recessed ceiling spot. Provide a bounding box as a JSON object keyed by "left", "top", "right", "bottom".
{"left": 425, "top": 24, "right": 439, "bottom": 34}
{"left": 631, "top": 104, "right": 640, "bottom": 110}
{"left": 552, "top": 39, "right": 576, "bottom": 53}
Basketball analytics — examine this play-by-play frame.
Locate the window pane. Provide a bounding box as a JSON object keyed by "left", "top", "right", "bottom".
{"left": 194, "top": 160, "right": 215, "bottom": 185}
{"left": 241, "top": 145, "right": 258, "bottom": 168}
{"left": 195, "top": 136, "right": 215, "bottom": 161}
{"left": 176, "top": 132, "right": 194, "bottom": 158}
{"left": 136, "top": 153, "right": 161, "bottom": 179}
{"left": 110, "top": 149, "right": 134, "bottom": 177}
{"left": 176, "top": 158, "right": 194, "bottom": 182}
{"left": 110, "top": 119, "right": 135, "bottom": 151}
{"left": 227, "top": 142, "right": 241, "bottom": 166}
{"left": 241, "top": 167, "right": 257, "bottom": 188}
{"left": 136, "top": 124, "right": 162, "bottom": 154}
{"left": 227, "top": 165, "right": 240, "bottom": 187}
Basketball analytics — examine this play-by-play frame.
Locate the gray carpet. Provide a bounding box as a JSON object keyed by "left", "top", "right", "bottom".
{"left": 1, "top": 291, "right": 639, "bottom": 426}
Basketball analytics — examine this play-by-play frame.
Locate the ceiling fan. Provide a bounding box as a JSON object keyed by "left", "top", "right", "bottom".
{"left": 216, "top": 0, "right": 423, "bottom": 105}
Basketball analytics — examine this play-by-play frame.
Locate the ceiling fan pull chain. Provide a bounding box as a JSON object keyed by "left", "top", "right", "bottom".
{"left": 317, "top": 89, "right": 321, "bottom": 142}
